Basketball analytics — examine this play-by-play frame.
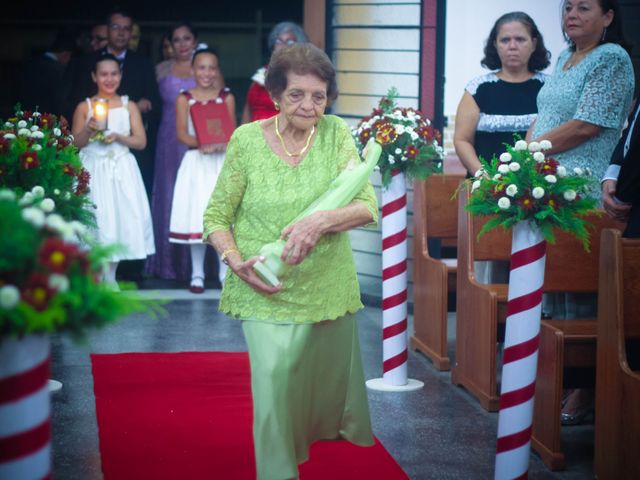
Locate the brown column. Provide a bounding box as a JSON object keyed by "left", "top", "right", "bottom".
{"left": 304, "top": 0, "right": 326, "bottom": 50}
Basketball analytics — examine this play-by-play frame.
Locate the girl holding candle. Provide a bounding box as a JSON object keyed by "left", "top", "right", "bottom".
{"left": 72, "top": 53, "right": 155, "bottom": 288}
{"left": 169, "top": 47, "right": 236, "bottom": 293}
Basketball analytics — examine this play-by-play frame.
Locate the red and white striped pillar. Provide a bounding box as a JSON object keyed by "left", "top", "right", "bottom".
{"left": 0, "top": 334, "right": 52, "bottom": 480}
{"left": 495, "top": 221, "right": 546, "bottom": 479}
{"left": 367, "top": 172, "right": 423, "bottom": 392}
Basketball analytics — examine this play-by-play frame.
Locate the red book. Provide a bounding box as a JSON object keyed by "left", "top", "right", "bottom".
{"left": 190, "top": 101, "right": 234, "bottom": 146}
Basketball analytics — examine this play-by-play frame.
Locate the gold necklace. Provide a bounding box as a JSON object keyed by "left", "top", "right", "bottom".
{"left": 275, "top": 115, "right": 315, "bottom": 157}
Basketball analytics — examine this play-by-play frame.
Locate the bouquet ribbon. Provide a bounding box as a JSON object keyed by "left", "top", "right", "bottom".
{"left": 253, "top": 139, "right": 382, "bottom": 287}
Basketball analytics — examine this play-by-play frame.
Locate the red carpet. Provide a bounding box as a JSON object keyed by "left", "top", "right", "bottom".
{"left": 91, "top": 352, "right": 409, "bottom": 479}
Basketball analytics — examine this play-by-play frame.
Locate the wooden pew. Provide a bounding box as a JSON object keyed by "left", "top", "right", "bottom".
{"left": 411, "top": 173, "right": 465, "bottom": 370}
{"left": 530, "top": 214, "right": 623, "bottom": 470}
{"left": 594, "top": 229, "right": 640, "bottom": 480}
{"left": 451, "top": 187, "right": 511, "bottom": 411}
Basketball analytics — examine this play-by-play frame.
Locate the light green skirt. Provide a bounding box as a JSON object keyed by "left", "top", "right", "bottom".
{"left": 242, "top": 314, "right": 374, "bottom": 480}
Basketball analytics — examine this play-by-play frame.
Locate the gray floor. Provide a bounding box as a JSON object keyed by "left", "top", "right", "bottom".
{"left": 51, "top": 296, "right": 593, "bottom": 479}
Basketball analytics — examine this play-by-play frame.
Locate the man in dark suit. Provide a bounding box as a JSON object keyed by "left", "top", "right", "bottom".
{"left": 18, "top": 33, "right": 75, "bottom": 116}
{"left": 602, "top": 99, "right": 640, "bottom": 238}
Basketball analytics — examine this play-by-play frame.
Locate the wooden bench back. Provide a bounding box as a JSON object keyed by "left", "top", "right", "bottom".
{"left": 423, "top": 174, "right": 465, "bottom": 240}
{"left": 621, "top": 236, "right": 640, "bottom": 340}
{"left": 544, "top": 214, "right": 624, "bottom": 293}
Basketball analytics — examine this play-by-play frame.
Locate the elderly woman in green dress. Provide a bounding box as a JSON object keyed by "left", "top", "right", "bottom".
{"left": 203, "top": 43, "right": 377, "bottom": 479}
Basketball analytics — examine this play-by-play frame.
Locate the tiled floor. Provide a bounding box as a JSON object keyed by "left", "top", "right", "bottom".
{"left": 51, "top": 295, "right": 593, "bottom": 479}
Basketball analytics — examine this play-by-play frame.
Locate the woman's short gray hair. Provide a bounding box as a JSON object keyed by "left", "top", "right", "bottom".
{"left": 267, "top": 22, "right": 308, "bottom": 51}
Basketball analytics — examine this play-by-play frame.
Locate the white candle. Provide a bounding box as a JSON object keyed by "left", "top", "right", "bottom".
{"left": 93, "top": 98, "right": 108, "bottom": 130}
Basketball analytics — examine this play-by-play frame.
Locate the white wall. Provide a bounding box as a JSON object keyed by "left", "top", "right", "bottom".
{"left": 444, "top": 0, "right": 566, "bottom": 117}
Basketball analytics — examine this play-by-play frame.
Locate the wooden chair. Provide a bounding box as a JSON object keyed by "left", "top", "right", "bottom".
{"left": 594, "top": 229, "right": 640, "bottom": 480}
{"left": 451, "top": 187, "right": 511, "bottom": 411}
{"left": 530, "top": 214, "right": 623, "bottom": 470}
{"left": 410, "top": 173, "right": 465, "bottom": 370}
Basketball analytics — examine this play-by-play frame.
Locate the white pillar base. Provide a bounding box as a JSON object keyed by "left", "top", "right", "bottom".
{"left": 365, "top": 378, "right": 424, "bottom": 392}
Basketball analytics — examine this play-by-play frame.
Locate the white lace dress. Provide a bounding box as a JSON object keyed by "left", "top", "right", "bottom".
{"left": 169, "top": 93, "right": 227, "bottom": 244}
{"left": 80, "top": 96, "right": 155, "bottom": 261}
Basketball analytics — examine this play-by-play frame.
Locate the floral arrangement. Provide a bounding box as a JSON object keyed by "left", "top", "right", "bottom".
{"left": 352, "top": 88, "right": 444, "bottom": 187}
{"left": 0, "top": 106, "right": 94, "bottom": 226}
{"left": 465, "top": 139, "right": 598, "bottom": 248}
{"left": 0, "top": 190, "right": 156, "bottom": 339}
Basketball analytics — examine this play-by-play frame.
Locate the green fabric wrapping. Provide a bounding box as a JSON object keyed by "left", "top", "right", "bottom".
{"left": 242, "top": 314, "right": 374, "bottom": 480}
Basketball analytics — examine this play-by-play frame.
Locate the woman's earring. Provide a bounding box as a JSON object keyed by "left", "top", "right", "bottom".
{"left": 274, "top": 102, "right": 280, "bottom": 111}
{"left": 601, "top": 27, "right": 607, "bottom": 42}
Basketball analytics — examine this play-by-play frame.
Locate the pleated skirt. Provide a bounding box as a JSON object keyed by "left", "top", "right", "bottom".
{"left": 242, "top": 314, "right": 374, "bottom": 480}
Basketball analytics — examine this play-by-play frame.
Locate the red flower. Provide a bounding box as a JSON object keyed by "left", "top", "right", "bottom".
{"left": 546, "top": 195, "right": 560, "bottom": 211}
{"left": 0, "top": 137, "right": 9, "bottom": 153}
{"left": 517, "top": 193, "right": 536, "bottom": 211}
{"left": 76, "top": 168, "right": 91, "bottom": 195}
{"left": 405, "top": 144, "right": 419, "bottom": 159}
{"left": 63, "top": 163, "right": 76, "bottom": 176}
{"left": 56, "top": 138, "right": 70, "bottom": 150}
{"left": 39, "top": 114, "right": 56, "bottom": 129}
{"left": 371, "top": 108, "right": 383, "bottom": 116}
{"left": 418, "top": 124, "right": 441, "bottom": 143}
{"left": 359, "top": 128, "right": 372, "bottom": 145}
{"left": 20, "top": 151, "right": 39, "bottom": 169}
{"left": 372, "top": 118, "right": 386, "bottom": 130}
{"left": 21, "top": 273, "right": 54, "bottom": 311}
{"left": 39, "top": 238, "right": 77, "bottom": 273}
{"left": 375, "top": 124, "right": 398, "bottom": 145}
{"left": 21, "top": 110, "right": 33, "bottom": 120}
{"left": 536, "top": 157, "right": 559, "bottom": 175}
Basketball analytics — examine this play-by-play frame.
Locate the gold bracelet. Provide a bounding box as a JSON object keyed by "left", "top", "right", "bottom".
{"left": 220, "top": 248, "right": 240, "bottom": 265}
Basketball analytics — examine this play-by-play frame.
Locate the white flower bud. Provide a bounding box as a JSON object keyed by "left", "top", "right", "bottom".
{"left": 32, "top": 144, "right": 42, "bottom": 151}
{"left": 557, "top": 166, "right": 567, "bottom": 177}
{"left": 533, "top": 152, "right": 545, "bottom": 162}
{"left": 0, "top": 285, "right": 20, "bottom": 309}
{"left": 471, "top": 180, "right": 481, "bottom": 192}
{"left": 48, "top": 274, "right": 70, "bottom": 292}
{"left": 31, "top": 186, "right": 45, "bottom": 197}
{"left": 31, "top": 131, "right": 44, "bottom": 139}
{"left": 53, "top": 189, "right": 61, "bottom": 195}
{"left": 499, "top": 152, "right": 512, "bottom": 163}
{"left": 493, "top": 174, "right": 502, "bottom": 180}
{"left": 528, "top": 141, "right": 541, "bottom": 152}
{"left": 474, "top": 168, "right": 484, "bottom": 178}
{"left": 514, "top": 140, "right": 528, "bottom": 151}
{"left": 498, "top": 164, "right": 510, "bottom": 174}
{"left": 395, "top": 148, "right": 402, "bottom": 154}
{"left": 21, "top": 207, "right": 45, "bottom": 228}
{"left": 3, "top": 133, "right": 16, "bottom": 140}
{"left": 544, "top": 175, "right": 557, "bottom": 184}
{"left": 39, "top": 198, "right": 55, "bottom": 212}
{"left": 4, "top": 121, "right": 13, "bottom": 128}
{"left": 17, "top": 120, "right": 27, "bottom": 128}
{"left": 498, "top": 197, "right": 511, "bottom": 209}
{"left": 19, "top": 192, "right": 35, "bottom": 206}
{"left": 563, "top": 189, "right": 577, "bottom": 201}
{"left": 53, "top": 128, "right": 62, "bottom": 137}
{"left": 573, "top": 167, "right": 584, "bottom": 175}
{"left": 18, "top": 128, "right": 31, "bottom": 137}
{"left": 509, "top": 162, "right": 521, "bottom": 172}
{"left": 540, "top": 140, "right": 552, "bottom": 150}
{"left": 506, "top": 184, "right": 518, "bottom": 197}
{"left": 532, "top": 187, "right": 545, "bottom": 199}
{"left": 30, "top": 125, "right": 39, "bottom": 132}
{"left": 0, "top": 189, "right": 16, "bottom": 201}
{"left": 45, "top": 213, "right": 65, "bottom": 231}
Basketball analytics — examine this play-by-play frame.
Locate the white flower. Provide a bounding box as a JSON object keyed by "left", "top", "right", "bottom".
{"left": 573, "top": 167, "right": 584, "bottom": 175}
{"left": 471, "top": 180, "right": 481, "bottom": 192}
{"left": 30, "top": 125, "right": 39, "bottom": 132}
{"left": 528, "top": 141, "right": 541, "bottom": 152}
{"left": 53, "top": 128, "right": 62, "bottom": 137}
{"left": 544, "top": 175, "right": 557, "bottom": 184}
{"left": 0, "top": 189, "right": 16, "bottom": 201}
{"left": 17, "top": 128, "right": 31, "bottom": 137}
{"left": 17, "top": 120, "right": 27, "bottom": 128}
{"left": 4, "top": 121, "right": 13, "bottom": 128}
{"left": 394, "top": 125, "right": 406, "bottom": 135}
{"left": 563, "top": 189, "right": 577, "bottom": 201}
{"left": 45, "top": 213, "right": 65, "bottom": 231}
{"left": 53, "top": 188, "right": 61, "bottom": 195}
{"left": 514, "top": 140, "right": 528, "bottom": 151}
{"left": 493, "top": 174, "right": 502, "bottom": 180}
{"left": 540, "top": 140, "right": 552, "bottom": 150}
{"left": 506, "top": 184, "right": 518, "bottom": 197}
{"left": 32, "top": 111, "right": 41, "bottom": 117}
{"left": 3, "top": 133, "right": 16, "bottom": 140}
{"left": 509, "top": 162, "right": 521, "bottom": 172}
{"left": 31, "top": 131, "right": 44, "bottom": 139}
{"left": 395, "top": 148, "right": 402, "bottom": 155}
{"left": 0, "top": 285, "right": 20, "bottom": 309}
{"left": 31, "top": 186, "right": 45, "bottom": 197}
{"left": 557, "top": 166, "right": 567, "bottom": 177}
{"left": 39, "top": 198, "right": 55, "bottom": 212}
{"left": 585, "top": 167, "right": 592, "bottom": 176}
{"left": 21, "top": 207, "right": 45, "bottom": 227}
{"left": 533, "top": 152, "right": 545, "bottom": 162}
{"left": 32, "top": 144, "right": 42, "bottom": 151}
{"left": 19, "top": 192, "right": 35, "bottom": 206}
{"left": 388, "top": 155, "right": 395, "bottom": 165}
{"left": 410, "top": 131, "right": 419, "bottom": 141}
{"left": 69, "top": 220, "right": 87, "bottom": 236}
{"left": 498, "top": 197, "right": 511, "bottom": 209}
{"left": 498, "top": 164, "right": 510, "bottom": 174}
{"left": 401, "top": 156, "right": 408, "bottom": 162}
{"left": 474, "top": 168, "right": 484, "bottom": 178}
{"left": 532, "top": 187, "right": 545, "bottom": 199}
{"left": 48, "top": 274, "right": 70, "bottom": 292}
{"left": 499, "top": 152, "right": 512, "bottom": 163}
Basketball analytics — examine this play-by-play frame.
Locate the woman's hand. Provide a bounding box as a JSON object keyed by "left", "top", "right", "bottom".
{"left": 86, "top": 118, "right": 100, "bottom": 133}
{"left": 231, "top": 255, "right": 283, "bottom": 294}
{"left": 103, "top": 132, "right": 119, "bottom": 144}
{"left": 199, "top": 143, "right": 227, "bottom": 154}
{"left": 602, "top": 179, "right": 631, "bottom": 222}
{"left": 280, "top": 212, "right": 327, "bottom": 265}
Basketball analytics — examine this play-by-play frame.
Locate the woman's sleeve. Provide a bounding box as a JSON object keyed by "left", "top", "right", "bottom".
{"left": 574, "top": 48, "right": 633, "bottom": 129}
{"left": 202, "top": 131, "right": 247, "bottom": 240}
{"left": 336, "top": 119, "right": 379, "bottom": 227}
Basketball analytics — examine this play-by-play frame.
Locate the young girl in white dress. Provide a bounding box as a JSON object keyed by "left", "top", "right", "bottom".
{"left": 169, "top": 47, "right": 236, "bottom": 293}
{"left": 72, "top": 53, "right": 155, "bottom": 288}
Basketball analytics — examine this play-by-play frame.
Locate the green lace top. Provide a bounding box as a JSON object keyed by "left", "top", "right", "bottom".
{"left": 203, "top": 114, "right": 378, "bottom": 323}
